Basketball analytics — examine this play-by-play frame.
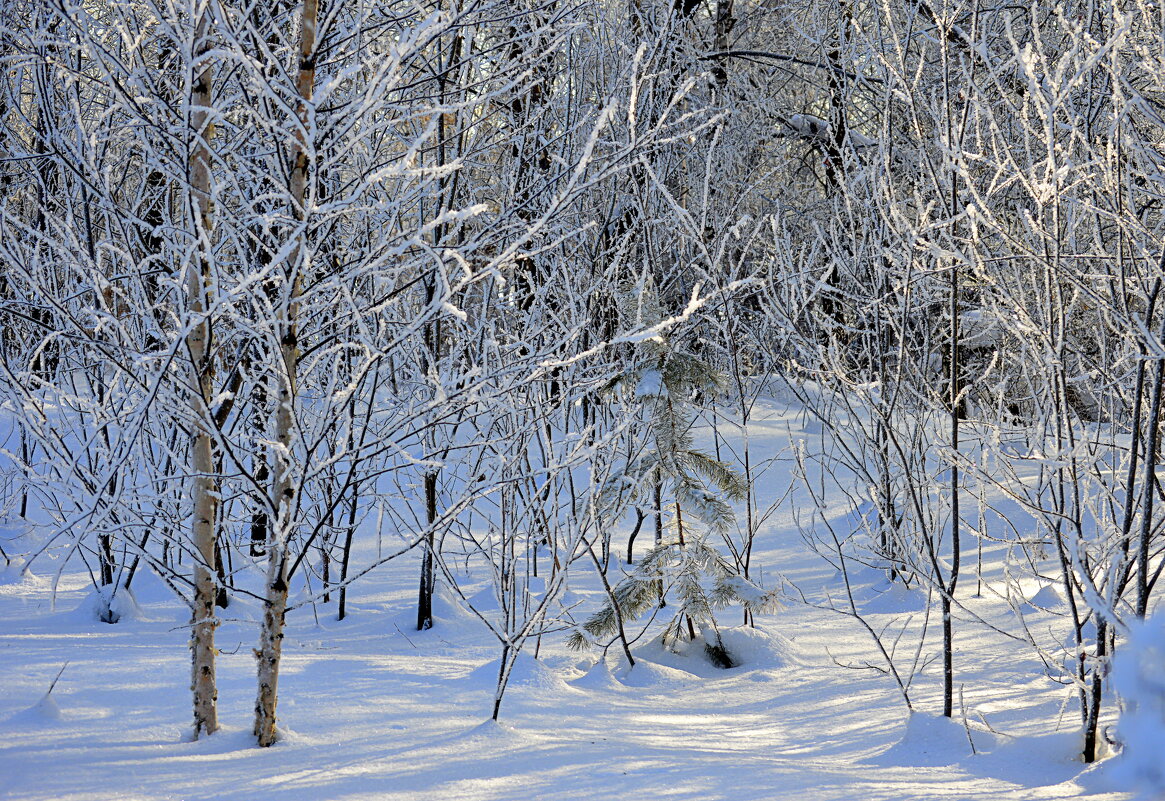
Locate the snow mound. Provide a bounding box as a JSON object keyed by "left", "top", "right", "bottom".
{"left": 449, "top": 718, "right": 534, "bottom": 747}
{"left": 468, "top": 652, "right": 572, "bottom": 694}
{"left": 5, "top": 693, "right": 63, "bottom": 727}
{"left": 467, "top": 585, "right": 500, "bottom": 612}
{"left": 965, "top": 731, "right": 1079, "bottom": 786}
{"left": 632, "top": 634, "right": 720, "bottom": 677}
{"left": 614, "top": 654, "right": 698, "bottom": 688}
{"left": 0, "top": 557, "right": 53, "bottom": 590}
{"left": 0, "top": 558, "right": 32, "bottom": 585}
{"left": 717, "top": 626, "right": 798, "bottom": 669}
{"left": 384, "top": 581, "right": 487, "bottom": 641}
{"left": 1025, "top": 582, "right": 1066, "bottom": 611}
{"left": 872, "top": 712, "right": 977, "bottom": 767}
{"left": 434, "top": 581, "right": 490, "bottom": 623}
{"left": 859, "top": 581, "right": 927, "bottom": 614}
{"left": 72, "top": 585, "right": 145, "bottom": 624}
{"left": 627, "top": 626, "right": 797, "bottom": 679}
{"left": 570, "top": 657, "right": 624, "bottom": 691}
{"left": 829, "top": 565, "right": 927, "bottom": 614}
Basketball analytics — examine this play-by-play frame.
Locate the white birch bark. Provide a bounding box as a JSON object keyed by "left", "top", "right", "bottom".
{"left": 253, "top": 0, "right": 317, "bottom": 748}
{"left": 188, "top": 3, "right": 219, "bottom": 740}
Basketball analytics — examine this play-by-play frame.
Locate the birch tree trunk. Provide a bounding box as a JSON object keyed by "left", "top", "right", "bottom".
{"left": 254, "top": 0, "right": 317, "bottom": 748}
{"left": 188, "top": 4, "right": 220, "bottom": 740}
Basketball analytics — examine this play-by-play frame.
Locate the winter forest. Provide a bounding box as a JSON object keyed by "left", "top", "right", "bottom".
{"left": 1, "top": 0, "right": 1164, "bottom": 797}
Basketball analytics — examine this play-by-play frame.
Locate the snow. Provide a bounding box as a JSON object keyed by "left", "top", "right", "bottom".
{"left": 634, "top": 369, "right": 666, "bottom": 399}
{"left": 73, "top": 584, "right": 147, "bottom": 625}
{"left": 1110, "top": 612, "right": 1165, "bottom": 798}
{"left": 0, "top": 398, "right": 1134, "bottom": 801}
{"left": 8, "top": 693, "right": 63, "bottom": 726}
{"left": 873, "top": 711, "right": 995, "bottom": 766}
{"left": 1026, "top": 582, "right": 1068, "bottom": 612}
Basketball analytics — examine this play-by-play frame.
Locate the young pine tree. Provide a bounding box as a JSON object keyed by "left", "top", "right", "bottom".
{"left": 574, "top": 290, "right": 777, "bottom": 667}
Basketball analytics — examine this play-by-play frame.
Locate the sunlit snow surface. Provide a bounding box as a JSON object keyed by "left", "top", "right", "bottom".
{"left": 0, "top": 399, "right": 1137, "bottom": 800}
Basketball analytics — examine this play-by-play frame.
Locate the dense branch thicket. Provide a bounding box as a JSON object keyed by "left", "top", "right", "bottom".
{"left": 0, "top": 0, "right": 1162, "bottom": 769}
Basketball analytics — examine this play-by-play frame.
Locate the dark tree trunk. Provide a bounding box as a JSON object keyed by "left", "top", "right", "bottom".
{"left": 417, "top": 471, "right": 438, "bottom": 630}
{"left": 626, "top": 507, "right": 646, "bottom": 564}
{"left": 337, "top": 481, "right": 358, "bottom": 621}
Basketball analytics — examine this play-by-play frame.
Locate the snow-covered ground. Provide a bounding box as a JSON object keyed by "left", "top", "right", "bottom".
{"left": 0, "top": 399, "right": 1139, "bottom": 801}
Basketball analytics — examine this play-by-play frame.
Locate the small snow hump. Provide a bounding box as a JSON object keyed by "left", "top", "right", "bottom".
{"left": 467, "top": 652, "right": 572, "bottom": 694}
{"left": 5, "top": 663, "right": 68, "bottom": 727}
{"left": 570, "top": 657, "right": 623, "bottom": 691}
{"left": 716, "top": 626, "right": 797, "bottom": 670}
{"left": 7, "top": 693, "right": 63, "bottom": 726}
{"left": 872, "top": 712, "right": 994, "bottom": 767}
{"left": 1024, "top": 582, "right": 1067, "bottom": 611}
{"left": 74, "top": 584, "right": 144, "bottom": 625}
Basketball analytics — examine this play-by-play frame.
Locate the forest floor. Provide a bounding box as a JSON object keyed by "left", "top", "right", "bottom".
{"left": 0, "top": 398, "right": 1140, "bottom": 801}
